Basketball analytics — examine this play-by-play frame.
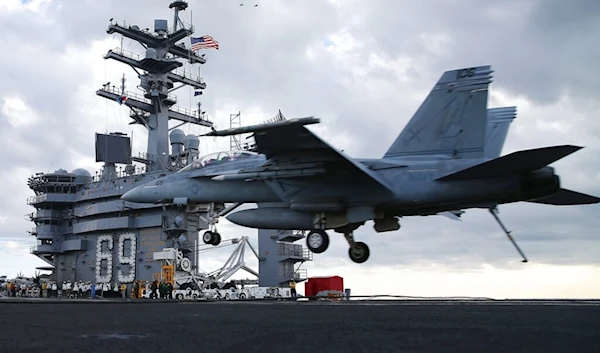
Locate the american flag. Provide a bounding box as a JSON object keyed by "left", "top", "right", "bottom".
{"left": 190, "top": 35, "right": 219, "bottom": 51}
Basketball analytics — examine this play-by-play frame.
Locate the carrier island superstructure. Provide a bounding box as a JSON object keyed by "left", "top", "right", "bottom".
{"left": 25, "top": 1, "right": 312, "bottom": 289}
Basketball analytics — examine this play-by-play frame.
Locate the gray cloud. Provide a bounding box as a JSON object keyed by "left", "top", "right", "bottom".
{"left": 1, "top": 0, "right": 599, "bottom": 279}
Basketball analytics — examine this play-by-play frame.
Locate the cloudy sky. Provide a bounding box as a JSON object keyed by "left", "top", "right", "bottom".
{"left": 1, "top": 0, "right": 599, "bottom": 298}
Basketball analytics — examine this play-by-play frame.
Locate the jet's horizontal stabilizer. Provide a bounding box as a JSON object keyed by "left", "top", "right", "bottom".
{"left": 436, "top": 145, "right": 583, "bottom": 181}
{"left": 201, "top": 117, "right": 319, "bottom": 137}
{"left": 527, "top": 188, "right": 600, "bottom": 205}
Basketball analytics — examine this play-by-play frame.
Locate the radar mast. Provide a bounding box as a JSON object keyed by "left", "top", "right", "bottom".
{"left": 96, "top": 0, "right": 213, "bottom": 172}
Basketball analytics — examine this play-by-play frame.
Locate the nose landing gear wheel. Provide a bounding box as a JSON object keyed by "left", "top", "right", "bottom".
{"left": 202, "top": 231, "right": 221, "bottom": 246}
{"left": 202, "top": 231, "right": 213, "bottom": 244}
{"left": 348, "top": 241, "right": 370, "bottom": 263}
{"left": 306, "top": 230, "right": 329, "bottom": 253}
{"left": 211, "top": 232, "right": 221, "bottom": 246}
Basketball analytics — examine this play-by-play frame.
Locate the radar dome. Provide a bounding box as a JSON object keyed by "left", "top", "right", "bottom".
{"left": 72, "top": 168, "right": 91, "bottom": 177}
{"left": 71, "top": 168, "right": 92, "bottom": 183}
{"left": 169, "top": 129, "right": 185, "bottom": 145}
{"left": 184, "top": 134, "right": 199, "bottom": 150}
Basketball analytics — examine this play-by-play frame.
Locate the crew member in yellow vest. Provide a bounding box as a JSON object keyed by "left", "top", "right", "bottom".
{"left": 120, "top": 283, "right": 127, "bottom": 298}
{"left": 289, "top": 280, "right": 296, "bottom": 297}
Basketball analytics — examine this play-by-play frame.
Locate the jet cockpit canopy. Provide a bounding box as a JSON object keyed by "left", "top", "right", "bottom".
{"left": 178, "top": 150, "right": 259, "bottom": 173}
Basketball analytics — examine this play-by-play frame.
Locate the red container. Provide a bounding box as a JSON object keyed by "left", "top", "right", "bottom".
{"left": 305, "top": 276, "right": 344, "bottom": 296}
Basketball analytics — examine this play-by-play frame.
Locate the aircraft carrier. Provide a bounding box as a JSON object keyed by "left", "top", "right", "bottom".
{"left": 24, "top": 0, "right": 312, "bottom": 289}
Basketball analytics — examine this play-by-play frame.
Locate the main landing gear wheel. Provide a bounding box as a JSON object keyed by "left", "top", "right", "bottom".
{"left": 306, "top": 230, "right": 329, "bottom": 254}
{"left": 343, "top": 232, "right": 370, "bottom": 263}
{"left": 348, "top": 242, "right": 370, "bottom": 264}
{"left": 202, "top": 231, "right": 221, "bottom": 246}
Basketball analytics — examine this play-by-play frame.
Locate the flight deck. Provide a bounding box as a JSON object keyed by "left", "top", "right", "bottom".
{"left": 1, "top": 299, "right": 599, "bottom": 352}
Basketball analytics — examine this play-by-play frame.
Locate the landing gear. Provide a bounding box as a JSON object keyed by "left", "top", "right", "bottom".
{"left": 201, "top": 202, "right": 243, "bottom": 247}
{"left": 306, "top": 230, "right": 329, "bottom": 253}
{"left": 344, "top": 232, "right": 370, "bottom": 264}
{"left": 202, "top": 230, "right": 221, "bottom": 246}
{"left": 306, "top": 215, "right": 371, "bottom": 263}
{"left": 202, "top": 203, "right": 222, "bottom": 246}
{"left": 305, "top": 229, "right": 370, "bottom": 263}
{"left": 489, "top": 207, "right": 528, "bottom": 263}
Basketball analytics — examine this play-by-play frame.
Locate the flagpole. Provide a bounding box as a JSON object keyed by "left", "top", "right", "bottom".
{"left": 189, "top": 9, "right": 193, "bottom": 107}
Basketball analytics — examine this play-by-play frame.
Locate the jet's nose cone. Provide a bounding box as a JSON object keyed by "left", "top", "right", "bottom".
{"left": 121, "top": 186, "right": 148, "bottom": 203}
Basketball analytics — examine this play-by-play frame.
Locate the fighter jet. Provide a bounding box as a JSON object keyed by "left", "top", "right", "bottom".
{"left": 122, "top": 65, "right": 600, "bottom": 264}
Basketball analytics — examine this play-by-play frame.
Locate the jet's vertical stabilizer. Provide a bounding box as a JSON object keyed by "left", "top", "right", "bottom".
{"left": 485, "top": 106, "right": 517, "bottom": 158}
{"left": 384, "top": 66, "right": 493, "bottom": 159}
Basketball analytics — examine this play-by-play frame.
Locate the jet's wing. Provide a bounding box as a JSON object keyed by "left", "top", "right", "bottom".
{"left": 203, "top": 118, "right": 395, "bottom": 193}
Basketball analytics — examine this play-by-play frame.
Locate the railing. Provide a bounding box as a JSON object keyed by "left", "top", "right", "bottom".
{"left": 169, "top": 105, "right": 198, "bottom": 118}
{"left": 302, "top": 249, "right": 314, "bottom": 261}
{"left": 109, "top": 21, "right": 208, "bottom": 63}
{"left": 90, "top": 165, "right": 148, "bottom": 182}
{"left": 171, "top": 67, "right": 205, "bottom": 85}
{"left": 108, "top": 47, "right": 143, "bottom": 61}
{"left": 27, "top": 194, "right": 47, "bottom": 205}
{"left": 110, "top": 46, "right": 182, "bottom": 63}
{"left": 111, "top": 21, "right": 195, "bottom": 37}
{"left": 133, "top": 151, "right": 154, "bottom": 161}
{"left": 108, "top": 47, "right": 206, "bottom": 85}
{"left": 99, "top": 86, "right": 151, "bottom": 104}
{"left": 99, "top": 85, "right": 177, "bottom": 105}
{"left": 279, "top": 246, "right": 313, "bottom": 261}
{"left": 285, "top": 269, "right": 307, "bottom": 281}
{"left": 167, "top": 21, "right": 195, "bottom": 35}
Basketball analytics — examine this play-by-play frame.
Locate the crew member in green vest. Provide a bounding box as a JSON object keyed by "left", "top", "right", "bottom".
{"left": 133, "top": 280, "right": 140, "bottom": 298}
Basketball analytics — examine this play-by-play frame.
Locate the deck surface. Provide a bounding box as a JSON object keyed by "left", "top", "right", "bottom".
{"left": 1, "top": 298, "right": 599, "bottom": 353}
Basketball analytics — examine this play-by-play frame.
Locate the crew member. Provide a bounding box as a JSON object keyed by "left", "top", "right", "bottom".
{"left": 167, "top": 282, "right": 173, "bottom": 299}
{"left": 133, "top": 280, "right": 140, "bottom": 299}
{"left": 289, "top": 280, "right": 296, "bottom": 297}
{"left": 150, "top": 280, "right": 158, "bottom": 299}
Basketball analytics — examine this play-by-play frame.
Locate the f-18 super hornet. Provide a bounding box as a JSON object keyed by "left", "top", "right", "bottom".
{"left": 122, "top": 65, "right": 600, "bottom": 264}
